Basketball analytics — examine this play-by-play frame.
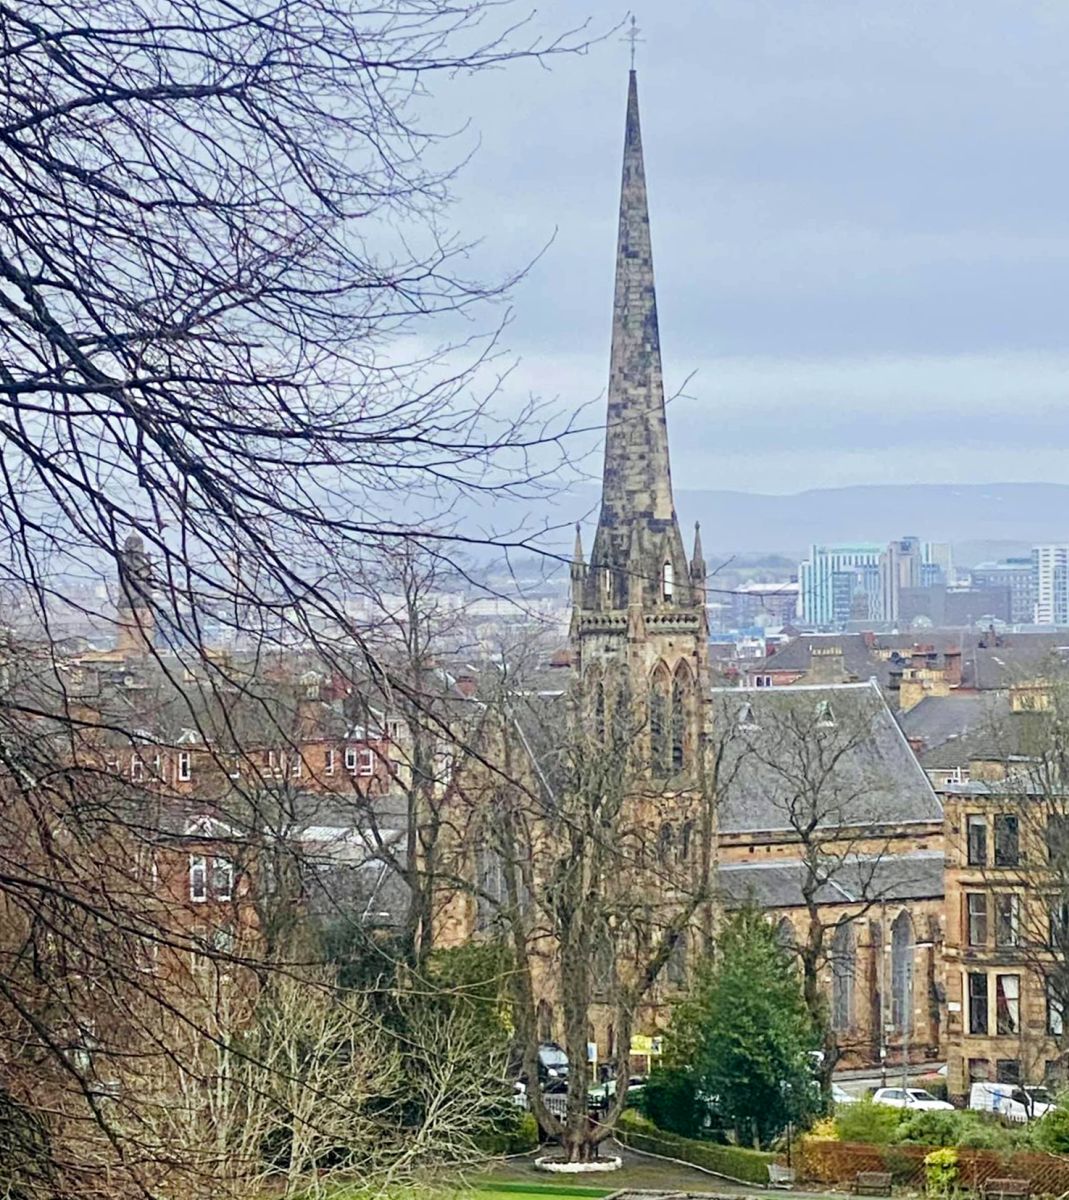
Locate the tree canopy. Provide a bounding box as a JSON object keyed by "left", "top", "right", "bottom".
{"left": 669, "top": 907, "right": 819, "bottom": 1148}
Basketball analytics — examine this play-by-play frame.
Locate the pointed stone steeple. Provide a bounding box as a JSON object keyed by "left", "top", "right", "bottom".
{"left": 570, "top": 523, "right": 586, "bottom": 607}
{"left": 583, "top": 69, "right": 691, "bottom": 614}
{"left": 570, "top": 66, "right": 710, "bottom": 800}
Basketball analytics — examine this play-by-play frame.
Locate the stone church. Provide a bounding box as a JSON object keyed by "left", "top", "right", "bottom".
{"left": 438, "top": 66, "right": 947, "bottom": 1075}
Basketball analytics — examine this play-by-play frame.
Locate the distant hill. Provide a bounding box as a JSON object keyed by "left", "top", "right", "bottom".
{"left": 669, "top": 482, "right": 1069, "bottom": 564}
{"left": 472, "top": 482, "right": 1069, "bottom": 567}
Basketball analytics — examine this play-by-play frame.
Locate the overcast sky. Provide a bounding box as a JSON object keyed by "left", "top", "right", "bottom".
{"left": 429, "top": 1, "right": 1069, "bottom": 496}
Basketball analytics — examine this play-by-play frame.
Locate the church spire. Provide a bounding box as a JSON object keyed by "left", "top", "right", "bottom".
{"left": 600, "top": 68, "right": 675, "bottom": 533}
{"left": 578, "top": 68, "right": 692, "bottom": 616}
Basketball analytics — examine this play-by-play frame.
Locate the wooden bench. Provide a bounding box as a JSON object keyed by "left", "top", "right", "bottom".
{"left": 980, "top": 1179, "right": 1031, "bottom": 1200}
{"left": 852, "top": 1171, "right": 893, "bottom": 1196}
{"left": 767, "top": 1163, "right": 796, "bottom": 1189}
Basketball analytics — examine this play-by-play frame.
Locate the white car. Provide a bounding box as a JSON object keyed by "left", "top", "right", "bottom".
{"left": 871, "top": 1086, "right": 953, "bottom": 1111}
{"left": 832, "top": 1083, "right": 859, "bottom": 1106}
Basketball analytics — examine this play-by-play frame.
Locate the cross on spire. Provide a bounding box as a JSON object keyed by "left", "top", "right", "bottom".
{"left": 622, "top": 14, "right": 644, "bottom": 70}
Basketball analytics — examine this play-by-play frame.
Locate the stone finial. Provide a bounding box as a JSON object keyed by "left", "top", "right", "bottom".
{"left": 691, "top": 522, "right": 706, "bottom": 579}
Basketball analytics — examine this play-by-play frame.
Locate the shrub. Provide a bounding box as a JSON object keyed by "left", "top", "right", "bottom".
{"left": 894, "top": 1110, "right": 962, "bottom": 1147}
{"left": 923, "top": 1147, "right": 958, "bottom": 1198}
{"left": 473, "top": 1110, "right": 539, "bottom": 1156}
{"left": 1032, "top": 1101, "right": 1069, "bottom": 1154}
{"left": 954, "top": 1113, "right": 1016, "bottom": 1151}
{"left": 808, "top": 1116, "right": 838, "bottom": 1140}
{"left": 892, "top": 1108, "right": 1020, "bottom": 1151}
{"left": 616, "top": 1110, "right": 776, "bottom": 1185}
{"left": 640, "top": 1068, "right": 705, "bottom": 1138}
{"left": 834, "top": 1098, "right": 904, "bottom": 1145}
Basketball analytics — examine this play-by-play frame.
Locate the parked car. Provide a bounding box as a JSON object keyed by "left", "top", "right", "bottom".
{"left": 537, "top": 1042, "right": 569, "bottom": 1092}
{"left": 588, "top": 1075, "right": 646, "bottom": 1103}
{"left": 832, "top": 1083, "right": 859, "bottom": 1106}
{"left": 969, "top": 1081, "right": 1053, "bottom": 1123}
{"left": 871, "top": 1086, "right": 954, "bottom": 1111}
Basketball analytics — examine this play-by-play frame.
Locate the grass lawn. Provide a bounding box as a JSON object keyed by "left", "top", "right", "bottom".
{"left": 464, "top": 1152, "right": 742, "bottom": 1195}
{"left": 325, "top": 1163, "right": 845, "bottom": 1200}
{"left": 469, "top": 1183, "right": 613, "bottom": 1200}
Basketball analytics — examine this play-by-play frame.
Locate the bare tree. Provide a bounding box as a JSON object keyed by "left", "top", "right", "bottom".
{"left": 448, "top": 649, "right": 716, "bottom": 1163}
{"left": 0, "top": 2, "right": 593, "bottom": 1191}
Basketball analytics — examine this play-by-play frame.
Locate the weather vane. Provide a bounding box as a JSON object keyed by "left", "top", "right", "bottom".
{"left": 622, "top": 14, "right": 644, "bottom": 70}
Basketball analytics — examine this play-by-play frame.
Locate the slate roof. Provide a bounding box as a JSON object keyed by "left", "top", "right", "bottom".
{"left": 719, "top": 850, "right": 945, "bottom": 909}
{"left": 752, "top": 629, "right": 1069, "bottom": 694}
{"left": 711, "top": 681, "right": 942, "bottom": 835}
{"left": 962, "top": 632, "right": 1069, "bottom": 690}
{"left": 753, "top": 633, "right": 889, "bottom": 682}
{"left": 899, "top": 692, "right": 1006, "bottom": 748}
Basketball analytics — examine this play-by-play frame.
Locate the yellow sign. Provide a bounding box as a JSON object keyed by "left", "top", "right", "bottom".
{"left": 630, "top": 1034, "right": 656, "bottom": 1055}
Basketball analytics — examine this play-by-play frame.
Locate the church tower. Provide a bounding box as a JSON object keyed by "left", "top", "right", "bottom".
{"left": 571, "top": 69, "right": 709, "bottom": 782}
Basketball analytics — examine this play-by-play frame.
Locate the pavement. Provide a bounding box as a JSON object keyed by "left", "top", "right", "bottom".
{"left": 834, "top": 1063, "right": 946, "bottom": 1099}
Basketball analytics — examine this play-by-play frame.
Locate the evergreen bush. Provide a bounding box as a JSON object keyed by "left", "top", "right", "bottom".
{"left": 639, "top": 1068, "right": 706, "bottom": 1138}
{"left": 833, "top": 1098, "right": 904, "bottom": 1145}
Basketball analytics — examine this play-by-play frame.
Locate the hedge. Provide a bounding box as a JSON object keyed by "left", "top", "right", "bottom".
{"left": 614, "top": 1110, "right": 776, "bottom": 1185}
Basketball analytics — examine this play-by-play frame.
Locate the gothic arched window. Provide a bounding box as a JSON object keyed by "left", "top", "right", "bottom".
{"left": 667, "top": 928, "right": 688, "bottom": 987}
{"left": 594, "top": 679, "right": 606, "bottom": 743}
{"left": 679, "top": 820, "right": 694, "bottom": 864}
{"left": 891, "top": 910, "right": 915, "bottom": 1032}
{"left": 650, "top": 668, "right": 670, "bottom": 776}
{"left": 671, "top": 667, "right": 690, "bottom": 772}
{"left": 657, "top": 822, "right": 674, "bottom": 864}
{"left": 662, "top": 560, "right": 674, "bottom": 601}
{"left": 831, "top": 920, "right": 855, "bottom": 1032}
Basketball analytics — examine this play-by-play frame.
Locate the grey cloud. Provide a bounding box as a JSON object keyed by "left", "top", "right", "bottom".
{"left": 425, "top": 0, "right": 1069, "bottom": 492}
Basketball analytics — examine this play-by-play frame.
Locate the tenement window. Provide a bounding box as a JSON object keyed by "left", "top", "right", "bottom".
{"left": 1048, "top": 980, "right": 1065, "bottom": 1036}
{"left": 995, "top": 894, "right": 1019, "bottom": 947}
{"left": 995, "top": 974, "right": 1020, "bottom": 1035}
{"left": 967, "top": 815, "right": 987, "bottom": 866}
{"left": 996, "top": 1058, "right": 1021, "bottom": 1084}
{"left": 968, "top": 972, "right": 989, "bottom": 1035}
{"left": 994, "top": 814, "right": 1020, "bottom": 867}
{"left": 966, "top": 892, "right": 988, "bottom": 947}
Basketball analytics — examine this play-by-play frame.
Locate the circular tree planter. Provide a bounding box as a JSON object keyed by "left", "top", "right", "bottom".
{"left": 534, "top": 1156, "right": 622, "bottom": 1174}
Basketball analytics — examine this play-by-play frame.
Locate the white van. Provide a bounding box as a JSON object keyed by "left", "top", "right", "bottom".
{"left": 969, "top": 1081, "right": 1054, "bottom": 1122}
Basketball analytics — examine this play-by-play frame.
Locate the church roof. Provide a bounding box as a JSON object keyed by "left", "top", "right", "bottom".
{"left": 711, "top": 680, "right": 943, "bottom": 835}
{"left": 719, "top": 850, "right": 945, "bottom": 909}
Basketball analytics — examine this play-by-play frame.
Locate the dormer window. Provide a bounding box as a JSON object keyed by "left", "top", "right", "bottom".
{"left": 736, "top": 701, "right": 759, "bottom": 731}
{"left": 662, "top": 561, "right": 674, "bottom": 601}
